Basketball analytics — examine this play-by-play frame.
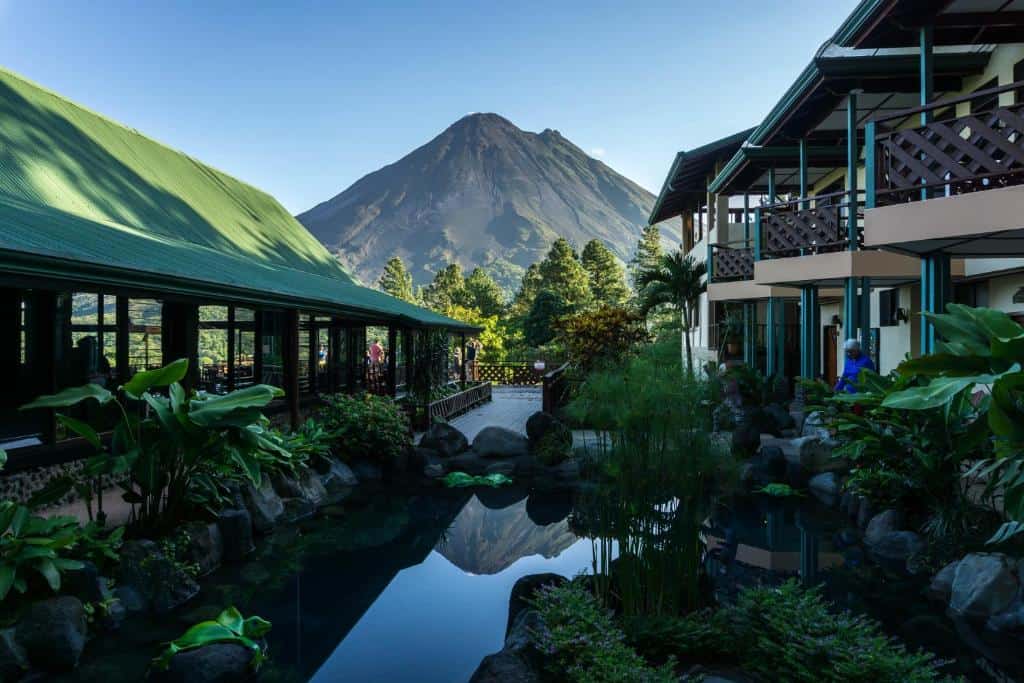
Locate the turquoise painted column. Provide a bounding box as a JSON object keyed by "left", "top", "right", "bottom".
{"left": 765, "top": 297, "right": 785, "bottom": 379}
{"left": 743, "top": 193, "right": 751, "bottom": 243}
{"left": 921, "top": 254, "right": 951, "bottom": 354}
{"left": 843, "top": 278, "right": 859, "bottom": 342}
{"left": 800, "top": 286, "right": 819, "bottom": 379}
{"left": 743, "top": 303, "right": 757, "bottom": 369}
{"left": 767, "top": 167, "right": 776, "bottom": 205}
{"left": 859, "top": 277, "right": 871, "bottom": 358}
{"left": 766, "top": 297, "right": 777, "bottom": 377}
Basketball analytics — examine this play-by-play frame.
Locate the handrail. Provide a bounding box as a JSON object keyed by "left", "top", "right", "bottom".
{"left": 761, "top": 189, "right": 864, "bottom": 212}
{"left": 871, "top": 79, "right": 1024, "bottom": 126}
{"left": 711, "top": 241, "right": 753, "bottom": 250}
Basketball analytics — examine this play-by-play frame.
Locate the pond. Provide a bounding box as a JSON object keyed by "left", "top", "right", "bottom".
{"left": 63, "top": 485, "right": 1021, "bottom": 682}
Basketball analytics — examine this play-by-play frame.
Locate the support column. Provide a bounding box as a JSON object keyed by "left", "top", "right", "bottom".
{"left": 387, "top": 326, "right": 398, "bottom": 396}
{"left": 859, "top": 277, "right": 872, "bottom": 359}
{"left": 742, "top": 303, "right": 757, "bottom": 369}
{"left": 844, "top": 278, "right": 860, "bottom": 342}
{"left": 283, "top": 310, "right": 300, "bottom": 429}
{"left": 765, "top": 297, "right": 785, "bottom": 379}
{"left": 799, "top": 286, "right": 820, "bottom": 379}
{"left": 743, "top": 194, "right": 751, "bottom": 244}
{"left": 459, "top": 333, "right": 467, "bottom": 383}
{"left": 766, "top": 167, "right": 776, "bottom": 205}
{"left": 799, "top": 139, "right": 809, "bottom": 209}
{"left": 847, "top": 91, "right": 860, "bottom": 250}
{"left": 921, "top": 254, "right": 951, "bottom": 354}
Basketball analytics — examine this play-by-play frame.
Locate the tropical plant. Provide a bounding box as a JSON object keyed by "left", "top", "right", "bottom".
{"left": 555, "top": 305, "right": 650, "bottom": 375}
{"left": 441, "top": 472, "right": 512, "bottom": 488}
{"left": 152, "top": 606, "right": 272, "bottom": 673}
{"left": 0, "top": 501, "right": 82, "bottom": 603}
{"left": 757, "top": 483, "right": 804, "bottom": 498}
{"left": 278, "top": 418, "right": 333, "bottom": 470}
{"left": 318, "top": 393, "right": 409, "bottom": 463}
{"left": 529, "top": 581, "right": 677, "bottom": 683}
{"left": 880, "top": 305, "right": 1024, "bottom": 544}
{"left": 22, "top": 358, "right": 286, "bottom": 535}
{"left": 636, "top": 252, "right": 707, "bottom": 377}
{"left": 70, "top": 521, "right": 125, "bottom": 574}
{"left": 824, "top": 368, "right": 993, "bottom": 542}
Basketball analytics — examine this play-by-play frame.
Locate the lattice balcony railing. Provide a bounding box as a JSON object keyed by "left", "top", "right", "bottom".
{"left": 710, "top": 244, "right": 753, "bottom": 282}
{"left": 760, "top": 191, "right": 862, "bottom": 259}
{"left": 872, "top": 81, "right": 1024, "bottom": 205}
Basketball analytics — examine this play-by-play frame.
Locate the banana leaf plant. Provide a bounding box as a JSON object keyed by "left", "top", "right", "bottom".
{"left": 882, "top": 304, "right": 1024, "bottom": 544}
{"left": 21, "top": 359, "right": 287, "bottom": 536}
{"left": 152, "top": 606, "right": 272, "bottom": 672}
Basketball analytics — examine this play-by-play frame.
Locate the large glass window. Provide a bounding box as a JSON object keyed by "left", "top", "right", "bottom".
{"left": 298, "top": 314, "right": 312, "bottom": 394}
{"left": 67, "top": 293, "right": 117, "bottom": 387}
{"left": 128, "top": 298, "right": 163, "bottom": 375}
{"left": 260, "top": 311, "right": 285, "bottom": 387}
{"left": 198, "top": 305, "right": 257, "bottom": 394}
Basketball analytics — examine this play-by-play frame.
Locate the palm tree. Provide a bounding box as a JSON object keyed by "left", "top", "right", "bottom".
{"left": 637, "top": 252, "right": 707, "bottom": 377}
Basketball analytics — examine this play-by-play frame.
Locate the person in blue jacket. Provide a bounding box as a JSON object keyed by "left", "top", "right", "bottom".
{"left": 834, "top": 338, "right": 875, "bottom": 393}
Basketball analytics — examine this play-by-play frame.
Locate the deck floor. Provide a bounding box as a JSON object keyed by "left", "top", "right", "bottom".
{"left": 447, "top": 386, "right": 541, "bottom": 440}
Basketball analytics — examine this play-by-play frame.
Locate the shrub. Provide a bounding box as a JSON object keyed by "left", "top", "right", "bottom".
{"left": 530, "top": 581, "right": 677, "bottom": 683}
{"left": 319, "top": 393, "right": 409, "bottom": 463}
{"left": 555, "top": 305, "right": 650, "bottom": 375}
{"left": 533, "top": 423, "right": 572, "bottom": 466}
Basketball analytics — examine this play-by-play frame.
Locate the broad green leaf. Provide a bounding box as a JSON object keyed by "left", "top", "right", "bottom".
{"left": 229, "top": 449, "right": 262, "bottom": 485}
{"left": 33, "top": 558, "right": 61, "bottom": 592}
{"left": 216, "top": 606, "right": 245, "bottom": 634}
{"left": 121, "top": 358, "right": 189, "bottom": 399}
{"left": 0, "top": 449, "right": 6, "bottom": 471}
{"left": 883, "top": 375, "right": 995, "bottom": 410}
{"left": 21, "top": 384, "right": 112, "bottom": 410}
{"left": 27, "top": 476, "right": 75, "bottom": 508}
{"left": 56, "top": 414, "right": 102, "bottom": 451}
{"left": 0, "top": 565, "right": 14, "bottom": 601}
{"left": 242, "top": 615, "right": 273, "bottom": 639}
{"left": 144, "top": 393, "right": 181, "bottom": 440}
{"left": 898, "top": 353, "right": 992, "bottom": 377}
{"left": 960, "top": 304, "right": 1024, "bottom": 341}
{"left": 188, "top": 385, "right": 283, "bottom": 427}
{"left": 9, "top": 505, "right": 29, "bottom": 536}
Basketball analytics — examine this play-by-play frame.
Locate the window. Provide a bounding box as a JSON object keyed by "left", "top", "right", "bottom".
{"left": 260, "top": 311, "right": 285, "bottom": 386}
{"left": 128, "top": 298, "right": 162, "bottom": 375}
{"left": 878, "top": 289, "right": 899, "bottom": 327}
{"left": 954, "top": 281, "right": 989, "bottom": 308}
{"left": 198, "top": 305, "right": 258, "bottom": 394}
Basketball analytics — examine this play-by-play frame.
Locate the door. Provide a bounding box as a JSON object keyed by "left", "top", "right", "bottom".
{"left": 823, "top": 325, "right": 839, "bottom": 387}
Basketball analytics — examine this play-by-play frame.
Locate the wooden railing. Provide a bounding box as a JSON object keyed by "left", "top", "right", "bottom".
{"left": 542, "top": 363, "right": 570, "bottom": 414}
{"left": 710, "top": 243, "right": 753, "bottom": 282}
{"left": 475, "top": 362, "right": 545, "bottom": 386}
{"left": 871, "top": 80, "right": 1024, "bottom": 206}
{"left": 427, "top": 382, "right": 492, "bottom": 424}
{"left": 760, "top": 191, "right": 863, "bottom": 258}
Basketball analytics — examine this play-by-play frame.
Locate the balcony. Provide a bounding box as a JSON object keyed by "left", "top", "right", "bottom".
{"left": 710, "top": 242, "right": 754, "bottom": 283}
{"left": 864, "top": 81, "right": 1024, "bottom": 256}
{"left": 760, "top": 191, "right": 862, "bottom": 259}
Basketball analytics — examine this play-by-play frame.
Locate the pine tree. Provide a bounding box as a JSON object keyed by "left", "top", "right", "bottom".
{"left": 464, "top": 267, "right": 506, "bottom": 318}
{"left": 422, "top": 263, "right": 468, "bottom": 313}
{"left": 511, "top": 263, "right": 544, "bottom": 319}
{"left": 630, "top": 225, "right": 664, "bottom": 289}
{"left": 581, "top": 239, "right": 630, "bottom": 307}
{"left": 537, "top": 238, "right": 591, "bottom": 310}
{"left": 378, "top": 256, "right": 416, "bottom": 303}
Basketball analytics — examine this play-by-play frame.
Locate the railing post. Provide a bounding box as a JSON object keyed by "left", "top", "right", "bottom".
{"left": 798, "top": 139, "right": 809, "bottom": 210}
{"left": 706, "top": 241, "right": 714, "bottom": 282}
{"left": 754, "top": 207, "right": 762, "bottom": 261}
{"left": 767, "top": 167, "right": 776, "bottom": 205}
{"left": 864, "top": 121, "right": 877, "bottom": 210}
{"left": 847, "top": 90, "right": 860, "bottom": 251}
{"left": 743, "top": 193, "right": 751, "bottom": 244}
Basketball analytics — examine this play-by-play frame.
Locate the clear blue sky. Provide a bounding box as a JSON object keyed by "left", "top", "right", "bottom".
{"left": 0, "top": 0, "right": 859, "bottom": 213}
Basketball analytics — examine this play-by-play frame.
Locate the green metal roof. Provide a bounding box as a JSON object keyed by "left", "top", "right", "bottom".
{"left": 0, "top": 68, "right": 476, "bottom": 332}
{"left": 647, "top": 128, "right": 754, "bottom": 225}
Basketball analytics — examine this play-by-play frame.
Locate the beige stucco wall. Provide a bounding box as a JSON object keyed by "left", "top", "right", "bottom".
{"left": 989, "top": 272, "right": 1024, "bottom": 316}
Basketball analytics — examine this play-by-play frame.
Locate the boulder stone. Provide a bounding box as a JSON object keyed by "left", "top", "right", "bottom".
{"left": 351, "top": 460, "right": 383, "bottom": 483}
{"left": 526, "top": 494, "right": 572, "bottom": 527}
{"left": 928, "top": 560, "right": 961, "bottom": 602}
{"left": 533, "top": 459, "right": 580, "bottom": 491}
{"left": 15, "top": 596, "right": 87, "bottom": 672}
{"left": 988, "top": 596, "right": 1024, "bottom": 633}
{"left": 950, "top": 553, "right": 1019, "bottom": 619}
{"left": 114, "top": 585, "right": 147, "bottom": 613}
{"left": 485, "top": 461, "right": 516, "bottom": 477}
{"left": 507, "top": 573, "right": 567, "bottom": 634}
{"left": 217, "top": 508, "right": 255, "bottom": 561}
{"left": 761, "top": 435, "right": 834, "bottom": 472}
{"left": 473, "top": 426, "right": 530, "bottom": 458}
{"left": 865, "top": 509, "right": 903, "bottom": 546}
{"left": 63, "top": 560, "right": 107, "bottom": 603}
{"left": 242, "top": 477, "right": 284, "bottom": 533}
{"left": 732, "top": 407, "right": 774, "bottom": 455}
{"left": 505, "top": 609, "right": 544, "bottom": 652}
{"left": 319, "top": 458, "right": 357, "bottom": 503}
{"left": 764, "top": 403, "right": 796, "bottom": 433}
{"left": 280, "top": 497, "right": 317, "bottom": 524}
{"left": 802, "top": 410, "right": 831, "bottom": 440}
{"left": 183, "top": 522, "right": 224, "bottom": 576}
{"left": 525, "top": 411, "right": 559, "bottom": 444}
{"left": 869, "top": 531, "right": 925, "bottom": 569}
{"left": 0, "top": 627, "right": 28, "bottom": 681}
{"left": 809, "top": 472, "right": 842, "bottom": 507}
{"left": 448, "top": 451, "right": 489, "bottom": 476}
{"left": 420, "top": 423, "right": 470, "bottom": 457}
{"left": 272, "top": 467, "right": 328, "bottom": 507}
{"left": 154, "top": 642, "right": 254, "bottom": 683}
{"left": 423, "top": 453, "right": 448, "bottom": 479}
{"left": 857, "top": 498, "right": 875, "bottom": 530}
{"left": 118, "top": 540, "right": 200, "bottom": 614}
{"left": 469, "top": 649, "right": 541, "bottom": 683}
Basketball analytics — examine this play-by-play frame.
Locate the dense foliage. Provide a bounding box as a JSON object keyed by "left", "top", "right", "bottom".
{"left": 379, "top": 256, "right": 417, "bottom": 303}
{"left": 554, "top": 305, "right": 649, "bottom": 374}
{"left": 581, "top": 239, "right": 630, "bottom": 307}
{"left": 636, "top": 253, "right": 707, "bottom": 377}
{"left": 318, "top": 393, "right": 409, "bottom": 463}
{"left": 530, "top": 581, "right": 677, "bottom": 683}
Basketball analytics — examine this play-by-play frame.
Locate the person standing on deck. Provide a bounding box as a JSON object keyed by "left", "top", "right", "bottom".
{"left": 834, "top": 339, "right": 874, "bottom": 394}
{"left": 369, "top": 339, "right": 384, "bottom": 366}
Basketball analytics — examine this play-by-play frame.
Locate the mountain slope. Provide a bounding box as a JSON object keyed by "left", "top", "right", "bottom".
{"left": 297, "top": 113, "right": 675, "bottom": 290}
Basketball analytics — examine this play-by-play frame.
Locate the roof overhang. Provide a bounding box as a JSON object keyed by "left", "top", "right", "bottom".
{"left": 835, "top": 0, "right": 1024, "bottom": 48}
{"left": 708, "top": 281, "right": 801, "bottom": 301}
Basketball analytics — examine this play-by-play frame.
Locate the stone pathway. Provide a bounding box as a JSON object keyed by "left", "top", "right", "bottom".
{"left": 448, "top": 386, "right": 541, "bottom": 441}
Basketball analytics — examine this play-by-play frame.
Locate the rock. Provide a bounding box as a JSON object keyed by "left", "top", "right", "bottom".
{"left": 764, "top": 403, "right": 796, "bottom": 433}
{"left": 949, "top": 553, "right": 1019, "bottom": 619}
{"left": 808, "top": 472, "right": 841, "bottom": 507}
{"left": 857, "top": 498, "right": 875, "bottom": 530}
{"left": 525, "top": 411, "right": 559, "bottom": 444}
{"left": 408, "top": 447, "right": 437, "bottom": 471}
{"left": 99, "top": 596, "right": 127, "bottom": 632}
{"left": 154, "top": 642, "right": 255, "bottom": 683}
{"left": 988, "top": 596, "right": 1024, "bottom": 633}
{"left": 761, "top": 435, "right": 835, "bottom": 472}
{"left": 0, "top": 628, "right": 28, "bottom": 681}
{"left": 183, "top": 522, "right": 224, "bottom": 576}
{"left": 732, "top": 408, "right": 772, "bottom": 455}
{"left": 802, "top": 410, "right": 831, "bottom": 440}
{"left": 242, "top": 477, "right": 284, "bottom": 533}
{"left": 505, "top": 609, "right": 544, "bottom": 652}
{"left": 468, "top": 649, "right": 541, "bottom": 683}
{"left": 526, "top": 494, "right": 572, "bottom": 527}
{"left": 114, "top": 585, "right": 147, "bottom": 613}
{"left": 869, "top": 531, "right": 924, "bottom": 569}
{"left": 928, "top": 561, "right": 961, "bottom": 602}
{"left": 537, "top": 459, "right": 580, "bottom": 491}
{"left": 485, "top": 461, "right": 516, "bottom": 477}
{"left": 280, "top": 497, "right": 316, "bottom": 524}
{"left": 865, "top": 509, "right": 903, "bottom": 546}
{"left": 507, "top": 573, "right": 566, "bottom": 634}
{"left": 119, "top": 540, "right": 200, "bottom": 614}
{"left": 15, "top": 596, "right": 87, "bottom": 672}
{"left": 757, "top": 446, "right": 787, "bottom": 480}
{"left": 419, "top": 423, "right": 469, "bottom": 457}
{"left": 63, "top": 560, "right": 107, "bottom": 603}
{"left": 472, "top": 426, "right": 530, "bottom": 459}
{"left": 834, "top": 528, "right": 861, "bottom": 548}
{"left": 785, "top": 462, "right": 810, "bottom": 489}
{"left": 839, "top": 492, "right": 860, "bottom": 519}
{"left": 351, "top": 460, "right": 383, "bottom": 483}
{"left": 448, "top": 451, "right": 489, "bottom": 476}
{"left": 272, "top": 467, "right": 328, "bottom": 507}
{"left": 423, "top": 459, "right": 447, "bottom": 479}
{"left": 320, "top": 457, "right": 358, "bottom": 488}
{"left": 217, "top": 508, "right": 255, "bottom": 561}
